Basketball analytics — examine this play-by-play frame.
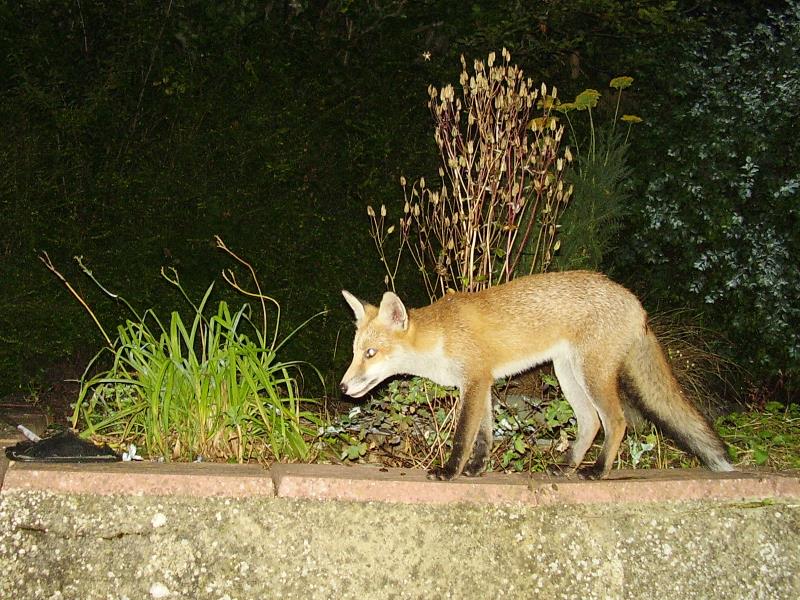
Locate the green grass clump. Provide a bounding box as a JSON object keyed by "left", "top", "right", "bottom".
{"left": 45, "top": 240, "right": 324, "bottom": 463}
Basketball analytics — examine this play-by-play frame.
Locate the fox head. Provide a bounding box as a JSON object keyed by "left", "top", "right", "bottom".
{"left": 339, "top": 289, "right": 410, "bottom": 398}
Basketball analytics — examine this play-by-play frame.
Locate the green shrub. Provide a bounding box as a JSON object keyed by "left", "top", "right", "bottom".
{"left": 617, "top": 2, "right": 800, "bottom": 389}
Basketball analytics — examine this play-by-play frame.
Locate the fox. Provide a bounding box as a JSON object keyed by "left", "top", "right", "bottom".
{"left": 339, "top": 270, "right": 734, "bottom": 481}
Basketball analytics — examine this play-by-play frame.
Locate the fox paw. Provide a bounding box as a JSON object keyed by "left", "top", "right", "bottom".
{"left": 576, "top": 464, "right": 607, "bottom": 480}
{"left": 461, "top": 458, "right": 486, "bottom": 478}
{"left": 545, "top": 463, "right": 574, "bottom": 477}
{"left": 461, "top": 466, "right": 485, "bottom": 478}
{"left": 427, "top": 466, "right": 458, "bottom": 481}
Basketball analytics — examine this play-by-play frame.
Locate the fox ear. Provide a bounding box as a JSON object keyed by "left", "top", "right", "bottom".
{"left": 378, "top": 291, "right": 408, "bottom": 331}
{"left": 342, "top": 290, "right": 367, "bottom": 323}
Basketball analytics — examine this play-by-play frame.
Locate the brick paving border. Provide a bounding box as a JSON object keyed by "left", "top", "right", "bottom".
{"left": 1, "top": 446, "right": 797, "bottom": 504}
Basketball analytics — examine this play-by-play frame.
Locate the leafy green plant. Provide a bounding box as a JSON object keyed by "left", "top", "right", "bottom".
{"left": 717, "top": 402, "right": 800, "bottom": 470}
{"left": 611, "top": 401, "right": 800, "bottom": 473}
{"left": 490, "top": 374, "right": 574, "bottom": 473}
{"left": 627, "top": 435, "right": 656, "bottom": 468}
{"left": 325, "top": 358, "right": 800, "bottom": 474}
{"left": 325, "top": 371, "right": 582, "bottom": 474}
{"left": 322, "top": 378, "right": 458, "bottom": 470}
{"left": 41, "top": 239, "right": 325, "bottom": 463}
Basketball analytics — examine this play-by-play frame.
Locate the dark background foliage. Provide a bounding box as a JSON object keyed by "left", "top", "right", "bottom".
{"left": 1, "top": 0, "right": 796, "bottom": 401}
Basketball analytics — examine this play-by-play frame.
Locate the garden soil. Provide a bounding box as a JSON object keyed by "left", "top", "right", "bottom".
{"left": 0, "top": 489, "right": 797, "bottom": 599}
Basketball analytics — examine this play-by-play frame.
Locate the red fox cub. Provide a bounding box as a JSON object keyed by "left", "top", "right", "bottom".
{"left": 340, "top": 271, "right": 734, "bottom": 481}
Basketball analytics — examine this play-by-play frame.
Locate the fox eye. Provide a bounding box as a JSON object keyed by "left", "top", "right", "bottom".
{"left": 364, "top": 347, "right": 377, "bottom": 359}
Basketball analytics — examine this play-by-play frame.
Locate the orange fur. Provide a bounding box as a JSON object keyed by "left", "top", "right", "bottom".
{"left": 341, "top": 271, "right": 733, "bottom": 480}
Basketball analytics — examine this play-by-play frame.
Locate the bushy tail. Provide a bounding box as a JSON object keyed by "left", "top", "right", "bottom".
{"left": 623, "top": 329, "right": 734, "bottom": 472}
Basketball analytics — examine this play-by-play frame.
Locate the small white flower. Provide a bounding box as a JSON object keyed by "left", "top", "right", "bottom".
{"left": 122, "top": 444, "right": 142, "bottom": 462}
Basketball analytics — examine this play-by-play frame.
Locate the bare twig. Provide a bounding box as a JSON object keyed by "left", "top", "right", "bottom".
{"left": 215, "top": 235, "right": 278, "bottom": 348}
{"left": 39, "top": 252, "right": 112, "bottom": 348}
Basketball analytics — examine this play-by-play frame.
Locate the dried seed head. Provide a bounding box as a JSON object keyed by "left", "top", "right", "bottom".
{"left": 440, "top": 84, "right": 453, "bottom": 102}
{"left": 380, "top": 204, "right": 387, "bottom": 217}
{"left": 367, "top": 205, "right": 375, "bottom": 217}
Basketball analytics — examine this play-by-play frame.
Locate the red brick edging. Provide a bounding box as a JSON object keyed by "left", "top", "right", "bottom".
{"left": 1, "top": 456, "right": 797, "bottom": 505}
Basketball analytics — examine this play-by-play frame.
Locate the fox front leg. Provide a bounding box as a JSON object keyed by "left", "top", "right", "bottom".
{"left": 461, "top": 393, "right": 494, "bottom": 477}
{"left": 428, "top": 379, "right": 492, "bottom": 481}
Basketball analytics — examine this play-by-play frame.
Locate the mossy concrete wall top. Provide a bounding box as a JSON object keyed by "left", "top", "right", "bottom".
{"left": 0, "top": 489, "right": 797, "bottom": 599}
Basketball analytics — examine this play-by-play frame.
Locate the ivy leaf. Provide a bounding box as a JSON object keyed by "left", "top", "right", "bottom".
{"left": 753, "top": 446, "right": 769, "bottom": 465}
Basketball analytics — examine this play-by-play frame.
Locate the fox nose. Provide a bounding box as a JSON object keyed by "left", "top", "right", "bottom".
{"left": 339, "top": 382, "right": 348, "bottom": 394}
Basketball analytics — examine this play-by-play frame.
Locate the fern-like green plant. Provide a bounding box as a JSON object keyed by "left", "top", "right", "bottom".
{"left": 554, "top": 76, "right": 639, "bottom": 270}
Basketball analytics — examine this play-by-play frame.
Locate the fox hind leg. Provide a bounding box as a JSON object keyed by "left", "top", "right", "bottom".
{"left": 548, "top": 358, "right": 601, "bottom": 476}
{"left": 576, "top": 365, "right": 627, "bottom": 480}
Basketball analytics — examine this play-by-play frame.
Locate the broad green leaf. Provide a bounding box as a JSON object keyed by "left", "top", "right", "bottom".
{"left": 574, "top": 89, "right": 600, "bottom": 110}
